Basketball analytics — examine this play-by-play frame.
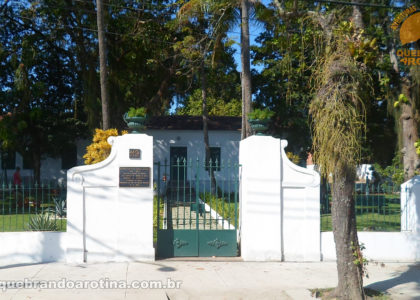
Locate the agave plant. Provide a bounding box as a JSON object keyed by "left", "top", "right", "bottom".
{"left": 48, "top": 196, "right": 67, "bottom": 218}
{"left": 28, "top": 213, "right": 58, "bottom": 231}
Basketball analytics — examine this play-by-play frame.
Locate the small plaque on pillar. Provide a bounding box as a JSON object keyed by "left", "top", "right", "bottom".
{"left": 129, "top": 149, "right": 141, "bottom": 159}
{"left": 119, "top": 167, "right": 150, "bottom": 188}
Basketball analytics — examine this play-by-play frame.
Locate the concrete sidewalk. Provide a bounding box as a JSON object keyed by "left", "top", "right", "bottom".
{"left": 0, "top": 260, "right": 419, "bottom": 300}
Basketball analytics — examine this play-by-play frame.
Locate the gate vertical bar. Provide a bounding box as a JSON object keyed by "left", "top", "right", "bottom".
{"left": 195, "top": 158, "right": 200, "bottom": 232}
{"left": 157, "top": 162, "right": 161, "bottom": 232}
{"left": 214, "top": 159, "right": 218, "bottom": 230}
{"left": 234, "top": 163, "right": 238, "bottom": 229}
{"left": 164, "top": 158, "right": 168, "bottom": 229}
{"left": 176, "top": 158, "right": 180, "bottom": 229}
{"left": 189, "top": 158, "right": 192, "bottom": 230}
{"left": 15, "top": 184, "right": 18, "bottom": 229}
{"left": 208, "top": 159, "right": 212, "bottom": 230}
{"left": 228, "top": 160, "right": 232, "bottom": 229}
{"left": 8, "top": 183, "right": 11, "bottom": 230}
{"left": 220, "top": 160, "right": 225, "bottom": 229}
{"left": 28, "top": 183, "right": 31, "bottom": 230}
{"left": 2, "top": 183, "right": 4, "bottom": 231}
{"left": 183, "top": 158, "right": 186, "bottom": 229}
{"left": 22, "top": 183, "right": 25, "bottom": 230}
{"left": 21, "top": 182, "right": 25, "bottom": 231}
{"left": 206, "top": 159, "right": 211, "bottom": 230}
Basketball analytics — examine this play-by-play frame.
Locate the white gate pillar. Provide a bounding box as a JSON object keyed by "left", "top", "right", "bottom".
{"left": 239, "top": 136, "right": 320, "bottom": 261}
{"left": 66, "top": 134, "right": 154, "bottom": 263}
{"left": 239, "top": 136, "right": 282, "bottom": 261}
{"left": 401, "top": 176, "right": 420, "bottom": 233}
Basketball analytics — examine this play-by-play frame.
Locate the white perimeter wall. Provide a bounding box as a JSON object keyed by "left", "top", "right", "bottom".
{"left": 0, "top": 232, "right": 66, "bottom": 264}
{"left": 1, "top": 136, "right": 420, "bottom": 264}
{"left": 321, "top": 176, "right": 420, "bottom": 262}
{"left": 321, "top": 232, "right": 420, "bottom": 262}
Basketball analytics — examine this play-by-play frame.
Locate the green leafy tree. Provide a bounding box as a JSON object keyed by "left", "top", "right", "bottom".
{"left": 358, "top": 1, "right": 420, "bottom": 180}
{"left": 0, "top": 110, "right": 85, "bottom": 183}
{"left": 105, "top": 0, "right": 183, "bottom": 122}
{"left": 176, "top": 89, "right": 241, "bottom": 116}
{"left": 252, "top": 1, "right": 321, "bottom": 151}
{"left": 0, "top": 2, "right": 87, "bottom": 182}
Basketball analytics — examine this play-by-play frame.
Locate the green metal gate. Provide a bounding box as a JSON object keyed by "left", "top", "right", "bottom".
{"left": 155, "top": 158, "right": 240, "bottom": 258}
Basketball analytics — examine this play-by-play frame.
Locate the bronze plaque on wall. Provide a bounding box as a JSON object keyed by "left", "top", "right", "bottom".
{"left": 119, "top": 167, "right": 150, "bottom": 188}
{"left": 129, "top": 149, "right": 141, "bottom": 159}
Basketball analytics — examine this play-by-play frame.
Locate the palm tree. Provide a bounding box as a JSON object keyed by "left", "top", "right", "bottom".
{"left": 176, "top": 0, "right": 234, "bottom": 193}
{"left": 240, "top": 0, "right": 253, "bottom": 139}
{"left": 177, "top": 0, "right": 260, "bottom": 139}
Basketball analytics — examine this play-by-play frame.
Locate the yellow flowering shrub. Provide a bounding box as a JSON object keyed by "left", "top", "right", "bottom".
{"left": 83, "top": 128, "right": 128, "bottom": 165}
{"left": 286, "top": 152, "right": 300, "bottom": 165}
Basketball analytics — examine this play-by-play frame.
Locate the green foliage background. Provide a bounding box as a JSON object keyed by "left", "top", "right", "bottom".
{"left": 0, "top": 0, "right": 414, "bottom": 180}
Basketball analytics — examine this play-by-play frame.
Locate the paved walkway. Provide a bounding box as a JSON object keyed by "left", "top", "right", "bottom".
{"left": 0, "top": 260, "right": 419, "bottom": 299}
{"left": 167, "top": 203, "right": 233, "bottom": 230}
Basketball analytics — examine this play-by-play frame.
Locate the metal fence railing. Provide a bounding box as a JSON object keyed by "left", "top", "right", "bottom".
{"left": 0, "top": 182, "right": 67, "bottom": 232}
{"left": 321, "top": 182, "right": 401, "bottom": 232}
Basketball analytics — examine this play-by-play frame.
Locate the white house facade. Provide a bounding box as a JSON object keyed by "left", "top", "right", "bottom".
{"left": 146, "top": 116, "right": 241, "bottom": 186}
{"left": 0, "top": 116, "right": 241, "bottom": 185}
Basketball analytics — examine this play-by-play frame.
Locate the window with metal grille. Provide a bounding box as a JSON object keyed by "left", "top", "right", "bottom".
{"left": 205, "top": 147, "right": 221, "bottom": 171}
{"left": 1, "top": 151, "right": 16, "bottom": 170}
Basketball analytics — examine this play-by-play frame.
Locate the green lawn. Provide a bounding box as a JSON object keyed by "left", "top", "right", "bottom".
{"left": 321, "top": 202, "right": 401, "bottom": 232}
{"left": 321, "top": 191, "right": 401, "bottom": 232}
{"left": 0, "top": 188, "right": 66, "bottom": 232}
{"left": 153, "top": 195, "right": 164, "bottom": 244}
{"left": 201, "top": 193, "right": 238, "bottom": 228}
{"left": 0, "top": 213, "right": 67, "bottom": 232}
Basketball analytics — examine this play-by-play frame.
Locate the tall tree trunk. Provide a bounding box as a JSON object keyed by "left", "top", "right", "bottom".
{"left": 389, "top": 40, "right": 420, "bottom": 180}
{"left": 201, "top": 66, "right": 216, "bottom": 194}
{"left": 331, "top": 6, "right": 365, "bottom": 299}
{"left": 241, "top": 0, "right": 252, "bottom": 139}
{"left": 148, "top": 56, "right": 177, "bottom": 114}
{"left": 307, "top": 3, "right": 371, "bottom": 300}
{"left": 96, "top": 0, "right": 110, "bottom": 130}
{"left": 400, "top": 79, "right": 419, "bottom": 180}
{"left": 332, "top": 165, "right": 364, "bottom": 300}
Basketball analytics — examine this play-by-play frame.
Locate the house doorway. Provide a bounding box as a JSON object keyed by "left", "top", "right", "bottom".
{"left": 170, "top": 147, "right": 187, "bottom": 182}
